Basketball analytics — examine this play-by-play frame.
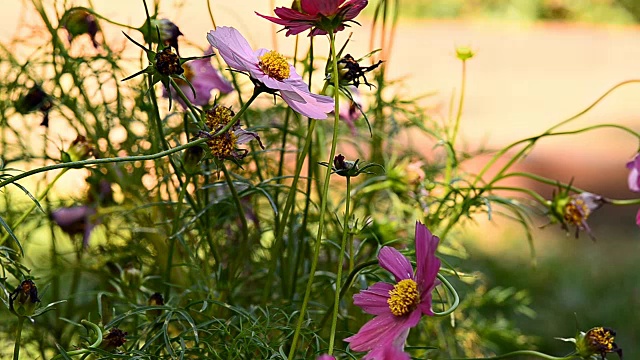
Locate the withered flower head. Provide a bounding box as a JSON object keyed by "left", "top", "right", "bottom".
{"left": 15, "top": 84, "right": 53, "bottom": 127}
{"left": 146, "top": 292, "right": 165, "bottom": 319}
{"left": 9, "top": 279, "right": 40, "bottom": 317}
{"left": 101, "top": 328, "right": 127, "bottom": 351}
{"left": 336, "top": 54, "right": 383, "bottom": 88}
{"left": 200, "top": 105, "right": 263, "bottom": 161}
{"left": 154, "top": 47, "right": 183, "bottom": 77}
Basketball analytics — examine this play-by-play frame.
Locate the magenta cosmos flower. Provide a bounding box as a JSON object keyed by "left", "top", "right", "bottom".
{"left": 206, "top": 26, "right": 333, "bottom": 119}
{"left": 256, "top": 0, "right": 368, "bottom": 36}
{"left": 626, "top": 153, "right": 640, "bottom": 226}
{"left": 345, "top": 221, "right": 441, "bottom": 360}
{"left": 163, "top": 49, "right": 233, "bottom": 108}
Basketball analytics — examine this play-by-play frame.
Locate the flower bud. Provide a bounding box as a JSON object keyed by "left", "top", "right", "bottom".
{"left": 336, "top": 54, "right": 383, "bottom": 88}
{"left": 333, "top": 154, "right": 359, "bottom": 177}
{"left": 62, "top": 8, "right": 100, "bottom": 48}
{"left": 146, "top": 292, "right": 164, "bottom": 319}
{"left": 10, "top": 279, "right": 40, "bottom": 317}
{"left": 576, "top": 327, "right": 623, "bottom": 359}
{"left": 140, "top": 18, "right": 183, "bottom": 52}
{"left": 64, "top": 135, "right": 94, "bottom": 162}
{"left": 456, "top": 46, "right": 475, "bottom": 61}
{"left": 101, "top": 328, "right": 127, "bottom": 352}
{"left": 122, "top": 264, "right": 142, "bottom": 290}
{"left": 155, "top": 47, "right": 183, "bottom": 77}
{"left": 181, "top": 146, "right": 205, "bottom": 175}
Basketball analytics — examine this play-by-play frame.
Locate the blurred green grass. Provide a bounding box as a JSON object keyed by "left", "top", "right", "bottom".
{"left": 461, "top": 207, "right": 639, "bottom": 357}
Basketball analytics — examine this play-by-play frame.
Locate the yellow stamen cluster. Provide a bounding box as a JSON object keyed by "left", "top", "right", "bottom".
{"left": 259, "top": 51, "right": 290, "bottom": 81}
{"left": 387, "top": 279, "right": 420, "bottom": 316}
{"left": 587, "top": 327, "right": 615, "bottom": 352}
{"left": 564, "top": 198, "right": 590, "bottom": 226}
{"left": 205, "top": 106, "right": 237, "bottom": 159}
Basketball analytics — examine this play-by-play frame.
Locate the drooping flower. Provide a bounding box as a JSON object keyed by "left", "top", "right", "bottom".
{"left": 15, "top": 84, "right": 53, "bottom": 127}
{"left": 256, "top": 0, "right": 368, "bottom": 36}
{"left": 550, "top": 190, "right": 605, "bottom": 239}
{"left": 201, "top": 105, "right": 263, "bottom": 160}
{"left": 51, "top": 206, "right": 97, "bottom": 249}
{"left": 206, "top": 26, "right": 333, "bottom": 119}
{"left": 163, "top": 49, "right": 233, "bottom": 108}
{"left": 345, "top": 221, "right": 441, "bottom": 359}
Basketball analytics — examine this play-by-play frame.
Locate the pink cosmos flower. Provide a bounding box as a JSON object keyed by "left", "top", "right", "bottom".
{"left": 256, "top": 0, "right": 368, "bottom": 37}
{"left": 206, "top": 26, "right": 333, "bottom": 119}
{"left": 345, "top": 221, "right": 441, "bottom": 360}
{"left": 163, "top": 49, "right": 233, "bottom": 108}
{"left": 626, "top": 153, "right": 640, "bottom": 226}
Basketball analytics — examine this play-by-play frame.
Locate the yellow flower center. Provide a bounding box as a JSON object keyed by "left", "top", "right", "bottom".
{"left": 587, "top": 327, "right": 615, "bottom": 351}
{"left": 387, "top": 279, "right": 420, "bottom": 316}
{"left": 258, "top": 51, "right": 290, "bottom": 81}
{"left": 564, "top": 198, "right": 590, "bottom": 226}
{"left": 205, "top": 106, "right": 237, "bottom": 159}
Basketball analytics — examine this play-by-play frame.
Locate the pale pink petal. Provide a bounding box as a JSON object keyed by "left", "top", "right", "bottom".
{"left": 353, "top": 282, "right": 393, "bottom": 315}
{"left": 627, "top": 154, "right": 640, "bottom": 192}
{"left": 345, "top": 311, "right": 420, "bottom": 353}
{"left": 364, "top": 328, "right": 411, "bottom": 360}
{"left": 414, "top": 221, "right": 441, "bottom": 297}
{"left": 207, "top": 27, "right": 257, "bottom": 71}
{"left": 378, "top": 246, "right": 413, "bottom": 282}
{"left": 280, "top": 88, "right": 334, "bottom": 119}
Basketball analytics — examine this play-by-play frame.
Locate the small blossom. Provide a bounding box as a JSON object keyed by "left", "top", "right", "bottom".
{"left": 345, "top": 221, "right": 441, "bottom": 359}
{"left": 163, "top": 49, "right": 233, "bottom": 108}
{"left": 62, "top": 8, "right": 100, "bottom": 48}
{"left": 336, "top": 54, "right": 383, "bottom": 88}
{"left": 257, "top": 0, "right": 368, "bottom": 36}
{"left": 575, "top": 327, "right": 623, "bottom": 359}
{"left": 551, "top": 191, "right": 605, "bottom": 239}
{"left": 206, "top": 26, "right": 333, "bottom": 119}
{"left": 455, "top": 46, "right": 475, "bottom": 61}
{"left": 201, "top": 105, "right": 263, "bottom": 160}
{"left": 140, "top": 18, "right": 183, "bottom": 53}
{"left": 625, "top": 153, "right": 640, "bottom": 227}
{"left": 101, "top": 328, "right": 127, "bottom": 351}
{"left": 9, "top": 279, "right": 40, "bottom": 317}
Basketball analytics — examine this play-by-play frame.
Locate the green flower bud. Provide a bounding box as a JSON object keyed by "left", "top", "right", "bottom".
{"left": 65, "top": 135, "right": 94, "bottom": 162}
{"left": 62, "top": 8, "right": 100, "bottom": 48}
{"left": 182, "top": 146, "right": 205, "bottom": 175}
{"left": 456, "top": 46, "right": 475, "bottom": 61}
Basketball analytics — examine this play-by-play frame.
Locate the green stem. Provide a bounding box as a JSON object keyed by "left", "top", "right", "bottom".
{"left": 445, "top": 59, "right": 467, "bottom": 184}
{"left": 51, "top": 320, "right": 103, "bottom": 360}
{"left": 13, "top": 317, "right": 25, "bottom": 360}
{"left": 288, "top": 32, "right": 342, "bottom": 359}
{"left": 473, "top": 79, "right": 640, "bottom": 187}
{"left": 328, "top": 176, "right": 351, "bottom": 354}
{"left": 0, "top": 169, "right": 68, "bottom": 247}
{"left": 450, "top": 350, "right": 578, "bottom": 360}
{"left": 66, "top": 6, "right": 139, "bottom": 30}
{"left": 220, "top": 161, "right": 249, "bottom": 245}
{"left": 432, "top": 273, "right": 460, "bottom": 316}
{"left": 165, "top": 176, "right": 190, "bottom": 299}
{"left": 169, "top": 78, "right": 202, "bottom": 126}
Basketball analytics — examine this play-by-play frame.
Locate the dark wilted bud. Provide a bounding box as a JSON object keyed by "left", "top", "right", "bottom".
{"left": 576, "top": 327, "right": 623, "bottom": 359}
{"left": 15, "top": 85, "right": 53, "bottom": 127}
{"left": 101, "top": 328, "right": 127, "bottom": 352}
{"left": 336, "top": 54, "right": 383, "bottom": 88}
{"left": 64, "top": 135, "right": 95, "bottom": 162}
{"left": 182, "top": 146, "right": 205, "bottom": 174}
{"left": 140, "top": 18, "right": 183, "bottom": 53}
{"left": 10, "top": 279, "right": 40, "bottom": 317}
{"left": 333, "top": 154, "right": 359, "bottom": 177}
{"left": 155, "top": 47, "right": 183, "bottom": 76}
{"left": 146, "top": 292, "right": 164, "bottom": 319}
{"left": 62, "top": 8, "right": 100, "bottom": 48}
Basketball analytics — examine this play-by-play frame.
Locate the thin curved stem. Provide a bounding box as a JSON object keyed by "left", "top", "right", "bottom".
{"left": 445, "top": 58, "right": 468, "bottom": 184}
{"left": 328, "top": 176, "right": 351, "bottom": 354}
{"left": 220, "top": 161, "right": 249, "bottom": 244}
{"left": 51, "top": 320, "right": 103, "bottom": 359}
{"left": 288, "top": 32, "right": 342, "bottom": 359}
{"left": 432, "top": 273, "right": 460, "bottom": 316}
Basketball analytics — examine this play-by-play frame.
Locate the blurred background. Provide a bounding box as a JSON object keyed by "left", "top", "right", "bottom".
{"left": 2, "top": 0, "right": 639, "bottom": 357}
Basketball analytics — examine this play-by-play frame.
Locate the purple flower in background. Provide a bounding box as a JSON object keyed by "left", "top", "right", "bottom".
{"left": 51, "top": 206, "right": 97, "bottom": 249}
{"left": 626, "top": 153, "right": 640, "bottom": 226}
{"left": 256, "top": 0, "right": 368, "bottom": 36}
{"left": 345, "top": 221, "right": 441, "bottom": 359}
{"left": 163, "top": 49, "right": 233, "bottom": 108}
{"left": 316, "top": 355, "right": 336, "bottom": 360}
{"left": 206, "top": 26, "right": 333, "bottom": 119}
